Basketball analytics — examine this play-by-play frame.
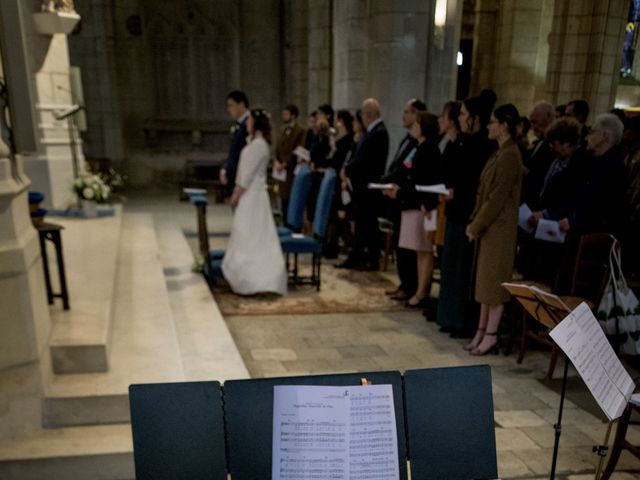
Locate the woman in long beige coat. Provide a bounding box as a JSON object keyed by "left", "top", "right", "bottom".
{"left": 465, "top": 104, "right": 523, "bottom": 355}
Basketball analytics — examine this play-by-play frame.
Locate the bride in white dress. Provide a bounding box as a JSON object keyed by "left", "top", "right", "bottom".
{"left": 222, "top": 109, "right": 288, "bottom": 295}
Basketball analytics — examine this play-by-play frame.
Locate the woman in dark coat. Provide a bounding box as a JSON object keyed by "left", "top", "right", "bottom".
{"left": 465, "top": 104, "right": 523, "bottom": 355}
{"left": 436, "top": 97, "right": 495, "bottom": 335}
{"left": 383, "top": 112, "right": 443, "bottom": 307}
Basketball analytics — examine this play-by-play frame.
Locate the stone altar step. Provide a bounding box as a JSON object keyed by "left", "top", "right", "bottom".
{"left": 42, "top": 213, "right": 185, "bottom": 428}
{"left": 0, "top": 424, "right": 134, "bottom": 480}
{"left": 154, "top": 217, "right": 249, "bottom": 382}
{"left": 47, "top": 207, "right": 123, "bottom": 374}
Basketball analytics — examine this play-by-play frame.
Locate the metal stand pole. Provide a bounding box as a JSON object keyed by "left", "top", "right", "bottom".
{"left": 550, "top": 355, "right": 570, "bottom": 479}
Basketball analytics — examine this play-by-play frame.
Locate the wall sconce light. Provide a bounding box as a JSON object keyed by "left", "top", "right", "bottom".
{"left": 434, "top": 0, "right": 447, "bottom": 50}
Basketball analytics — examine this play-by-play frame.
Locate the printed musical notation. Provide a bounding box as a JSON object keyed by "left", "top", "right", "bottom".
{"left": 272, "top": 385, "right": 399, "bottom": 480}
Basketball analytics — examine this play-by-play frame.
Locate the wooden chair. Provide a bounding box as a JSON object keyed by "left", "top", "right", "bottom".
{"left": 599, "top": 402, "right": 640, "bottom": 480}
{"left": 515, "top": 233, "right": 616, "bottom": 377}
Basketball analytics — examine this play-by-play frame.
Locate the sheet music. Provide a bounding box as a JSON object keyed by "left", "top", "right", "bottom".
{"left": 570, "top": 303, "right": 635, "bottom": 398}
{"left": 550, "top": 303, "right": 634, "bottom": 420}
{"left": 518, "top": 203, "right": 535, "bottom": 233}
{"left": 272, "top": 385, "right": 399, "bottom": 480}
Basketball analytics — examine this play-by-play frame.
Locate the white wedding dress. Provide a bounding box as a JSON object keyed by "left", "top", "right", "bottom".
{"left": 221, "top": 134, "right": 288, "bottom": 295}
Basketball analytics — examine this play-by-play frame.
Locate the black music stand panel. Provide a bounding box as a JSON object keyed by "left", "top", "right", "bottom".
{"left": 404, "top": 365, "right": 497, "bottom": 480}
{"left": 129, "top": 381, "right": 227, "bottom": 480}
{"left": 223, "top": 371, "right": 407, "bottom": 480}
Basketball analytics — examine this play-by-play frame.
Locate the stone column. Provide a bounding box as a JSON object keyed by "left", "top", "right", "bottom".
{"left": 470, "top": 0, "right": 499, "bottom": 96}
{"left": 239, "top": 0, "right": 282, "bottom": 117}
{"left": 478, "top": 0, "right": 555, "bottom": 114}
{"left": 546, "top": 0, "right": 628, "bottom": 118}
{"left": 307, "top": 0, "right": 333, "bottom": 112}
{"left": 283, "top": 0, "right": 310, "bottom": 118}
{"left": 331, "top": 0, "right": 368, "bottom": 111}
{"left": 3, "top": 0, "right": 85, "bottom": 209}
{"left": 366, "top": 0, "right": 431, "bottom": 160}
{"left": 0, "top": 140, "right": 50, "bottom": 441}
{"left": 424, "top": 0, "right": 464, "bottom": 113}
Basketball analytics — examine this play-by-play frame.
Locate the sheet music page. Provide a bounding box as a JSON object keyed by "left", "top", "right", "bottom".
{"left": 570, "top": 303, "right": 635, "bottom": 398}
{"left": 272, "top": 385, "right": 399, "bottom": 480}
{"left": 550, "top": 306, "right": 630, "bottom": 420}
{"left": 273, "top": 386, "right": 349, "bottom": 480}
{"left": 349, "top": 385, "right": 399, "bottom": 480}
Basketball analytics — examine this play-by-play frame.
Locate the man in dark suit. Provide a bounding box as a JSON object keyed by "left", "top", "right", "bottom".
{"left": 219, "top": 90, "right": 250, "bottom": 189}
{"left": 338, "top": 98, "right": 389, "bottom": 270}
{"left": 521, "top": 100, "right": 556, "bottom": 207}
{"left": 565, "top": 99, "right": 590, "bottom": 143}
{"left": 380, "top": 98, "right": 427, "bottom": 298}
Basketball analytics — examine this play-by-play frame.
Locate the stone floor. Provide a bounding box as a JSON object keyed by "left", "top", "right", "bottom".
{"left": 226, "top": 311, "right": 640, "bottom": 479}
{"left": 127, "top": 189, "right": 640, "bottom": 480}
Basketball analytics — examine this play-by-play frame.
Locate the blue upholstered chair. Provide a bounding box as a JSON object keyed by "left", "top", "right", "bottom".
{"left": 280, "top": 168, "right": 337, "bottom": 290}
{"left": 277, "top": 164, "right": 312, "bottom": 236}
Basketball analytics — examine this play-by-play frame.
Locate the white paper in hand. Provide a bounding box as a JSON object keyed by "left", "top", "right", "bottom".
{"left": 271, "top": 166, "right": 286, "bottom": 182}
{"left": 293, "top": 146, "right": 310, "bottom": 161}
{"left": 518, "top": 203, "right": 535, "bottom": 233}
{"left": 415, "top": 183, "right": 449, "bottom": 195}
{"left": 368, "top": 183, "right": 394, "bottom": 190}
{"left": 341, "top": 189, "right": 352, "bottom": 205}
{"left": 423, "top": 209, "right": 438, "bottom": 232}
{"left": 534, "top": 219, "right": 566, "bottom": 243}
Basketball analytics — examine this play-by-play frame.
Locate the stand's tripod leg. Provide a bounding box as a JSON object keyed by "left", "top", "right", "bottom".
{"left": 550, "top": 354, "right": 570, "bottom": 480}
{"left": 594, "top": 420, "right": 614, "bottom": 480}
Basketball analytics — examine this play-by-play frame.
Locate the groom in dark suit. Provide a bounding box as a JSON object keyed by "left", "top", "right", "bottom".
{"left": 220, "top": 90, "right": 250, "bottom": 189}
{"left": 339, "top": 98, "right": 389, "bottom": 270}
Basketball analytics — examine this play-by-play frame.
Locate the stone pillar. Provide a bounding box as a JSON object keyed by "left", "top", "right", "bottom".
{"left": 0, "top": 141, "right": 50, "bottom": 441}
{"left": 470, "top": 0, "right": 499, "bottom": 96}
{"left": 424, "top": 0, "right": 464, "bottom": 113}
{"left": 4, "top": 0, "right": 85, "bottom": 209}
{"left": 331, "top": 0, "right": 368, "bottom": 111}
{"left": 283, "top": 0, "right": 310, "bottom": 118}
{"left": 307, "top": 0, "right": 333, "bottom": 112}
{"left": 480, "top": 0, "right": 555, "bottom": 114}
{"left": 239, "top": 0, "right": 282, "bottom": 117}
{"left": 367, "top": 0, "right": 431, "bottom": 160}
{"left": 546, "top": 0, "right": 628, "bottom": 118}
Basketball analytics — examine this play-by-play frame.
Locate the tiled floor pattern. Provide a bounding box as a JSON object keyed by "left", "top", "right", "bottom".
{"left": 226, "top": 311, "right": 640, "bottom": 480}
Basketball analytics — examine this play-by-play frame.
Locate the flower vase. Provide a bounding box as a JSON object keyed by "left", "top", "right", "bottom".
{"left": 81, "top": 199, "right": 98, "bottom": 218}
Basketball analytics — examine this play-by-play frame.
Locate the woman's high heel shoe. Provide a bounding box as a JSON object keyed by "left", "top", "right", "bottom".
{"left": 470, "top": 332, "right": 499, "bottom": 356}
{"left": 463, "top": 328, "right": 485, "bottom": 351}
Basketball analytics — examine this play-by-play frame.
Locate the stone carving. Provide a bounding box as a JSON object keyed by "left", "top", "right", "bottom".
{"left": 41, "top": 0, "right": 76, "bottom": 13}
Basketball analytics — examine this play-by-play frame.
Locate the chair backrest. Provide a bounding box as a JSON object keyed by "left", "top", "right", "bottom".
{"left": 403, "top": 365, "right": 497, "bottom": 480}
{"left": 571, "top": 233, "right": 617, "bottom": 304}
{"left": 286, "top": 164, "right": 313, "bottom": 230}
{"left": 223, "top": 371, "right": 407, "bottom": 480}
{"left": 312, "top": 167, "right": 337, "bottom": 238}
{"left": 129, "top": 381, "right": 227, "bottom": 480}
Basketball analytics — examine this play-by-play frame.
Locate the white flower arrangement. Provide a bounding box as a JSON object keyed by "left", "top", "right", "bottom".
{"left": 72, "top": 164, "right": 123, "bottom": 204}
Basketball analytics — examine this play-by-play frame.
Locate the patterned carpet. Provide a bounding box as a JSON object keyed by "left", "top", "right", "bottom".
{"left": 212, "top": 264, "right": 410, "bottom": 316}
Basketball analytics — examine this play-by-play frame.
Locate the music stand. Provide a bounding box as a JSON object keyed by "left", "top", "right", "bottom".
{"left": 502, "top": 282, "right": 572, "bottom": 480}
